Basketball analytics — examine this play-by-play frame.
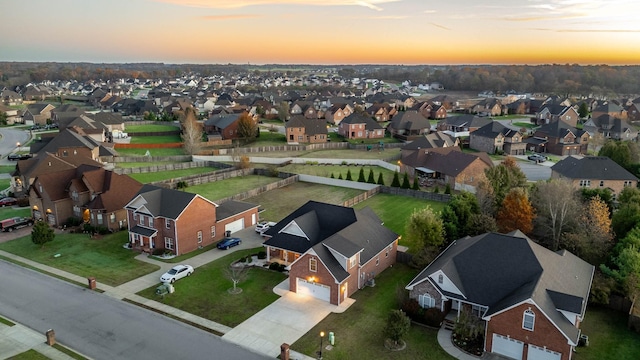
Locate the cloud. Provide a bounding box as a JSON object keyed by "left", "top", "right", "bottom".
{"left": 153, "top": 0, "right": 400, "bottom": 10}
{"left": 430, "top": 22, "right": 450, "bottom": 30}
{"left": 200, "top": 14, "right": 260, "bottom": 20}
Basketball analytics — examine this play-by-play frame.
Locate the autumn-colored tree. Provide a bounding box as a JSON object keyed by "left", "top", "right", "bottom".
{"left": 496, "top": 187, "right": 535, "bottom": 234}
{"left": 475, "top": 178, "right": 496, "bottom": 215}
{"left": 484, "top": 156, "right": 527, "bottom": 208}
{"left": 238, "top": 155, "right": 251, "bottom": 170}
{"left": 569, "top": 196, "right": 614, "bottom": 265}
{"left": 236, "top": 112, "right": 258, "bottom": 144}
{"left": 181, "top": 107, "right": 202, "bottom": 155}
{"left": 531, "top": 179, "right": 579, "bottom": 250}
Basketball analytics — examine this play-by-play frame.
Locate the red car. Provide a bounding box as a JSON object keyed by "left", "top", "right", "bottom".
{"left": 0, "top": 197, "right": 17, "bottom": 207}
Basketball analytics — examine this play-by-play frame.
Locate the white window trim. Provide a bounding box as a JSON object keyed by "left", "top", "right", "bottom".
{"left": 197, "top": 230, "right": 203, "bottom": 243}
{"left": 309, "top": 257, "right": 317, "bottom": 272}
{"left": 523, "top": 309, "right": 535, "bottom": 331}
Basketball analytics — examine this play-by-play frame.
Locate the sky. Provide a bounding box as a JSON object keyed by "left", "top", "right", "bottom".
{"left": 1, "top": 0, "right": 640, "bottom": 65}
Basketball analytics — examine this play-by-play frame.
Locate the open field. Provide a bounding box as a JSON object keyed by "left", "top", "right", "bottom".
{"left": 127, "top": 167, "right": 216, "bottom": 183}
{"left": 137, "top": 248, "right": 286, "bottom": 327}
{"left": 245, "top": 182, "right": 363, "bottom": 222}
{"left": 291, "top": 263, "right": 454, "bottom": 360}
{"left": 186, "top": 175, "right": 281, "bottom": 202}
{"left": 0, "top": 231, "right": 159, "bottom": 287}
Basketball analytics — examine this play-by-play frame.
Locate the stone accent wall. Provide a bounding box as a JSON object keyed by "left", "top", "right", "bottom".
{"left": 409, "top": 280, "right": 445, "bottom": 310}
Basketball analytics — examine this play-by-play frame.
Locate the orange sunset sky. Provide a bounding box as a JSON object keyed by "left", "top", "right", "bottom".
{"left": 2, "top": 0, "right": 640, "bottom": 65}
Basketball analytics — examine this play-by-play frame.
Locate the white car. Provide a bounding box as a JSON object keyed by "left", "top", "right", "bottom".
{"left": 160, "top": 265, "right": 194, "bottom": 283}
{"left": 255, "top": 221, "right": 276, "bottom": 233}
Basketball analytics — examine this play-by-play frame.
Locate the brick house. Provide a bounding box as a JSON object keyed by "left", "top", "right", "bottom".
{"left": 337, "top": 113, "right": 385, "bottom": 140}
{"left": 470, "top": 121, "right": 526, "bottom": 155}
{"left": 583, "top": 115, "right": 638, "bottom": 141}
{"left": 591, "top": 103, "right": 627, "bottom": 121}
{"left": 535, "top": 105, "right": 579, "bottom": 126}
{"left": 22, "top": 103, "right": 55, "bottom": 126}
{"left": 437, "top": 115, "right": 492, "bottom": 135}
{"left": 124, "top": 185, "right": 259, "bottom": 255}
{"left": 324, "top": 103, "right": 353, "bottom": 125}
{"left": 203, "top": 112, "right": 250, "bottom": 140}
{"left": 285, "top": 115, "right": 328, "bottom": 144}
{"left": 526, "top": 120, "right": 589, "bottom": 156}
{"left": 400, "top": 131, "right": 459, "bottom": 158}
{"left": 406, "top": 231, "right": 594, "bottom": 360}
{"left": 388, "top": 110, "right": 431, "bottom": 141}
{"left": 400, "top": 147, "right": 493, "bottom": 193}
{"left": 262, "top": 201, "right": 399, "bottom": 306}
{"left": 551, "top": 156, "right": 638, "bottom": 196}
{"left": 365, "top": 103, "right": 392, "bottom": 122}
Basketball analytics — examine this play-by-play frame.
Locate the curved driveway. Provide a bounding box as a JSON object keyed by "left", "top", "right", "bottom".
{"left": 0, "top": 260, "right": 268, "bottom": 360}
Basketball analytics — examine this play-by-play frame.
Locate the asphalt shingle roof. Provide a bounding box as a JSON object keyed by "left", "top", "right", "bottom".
{"left": 551, "top": 156, "right": 638, "bottom": 181}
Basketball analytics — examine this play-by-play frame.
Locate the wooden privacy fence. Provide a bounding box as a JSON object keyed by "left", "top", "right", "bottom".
{"left": 114, "top": 142, "right": 183, "bottom": 149}
{"left": 342, "top": 187, "right": 381, "bottom": 207}
{"left": 113, "top": 161, "right": 230, "bottom": 175}
{"left": 380, "top": 186, "right": 451, "bottom": 202}
{"left": 113, "top": 155, "right": 193, "bottom": 163}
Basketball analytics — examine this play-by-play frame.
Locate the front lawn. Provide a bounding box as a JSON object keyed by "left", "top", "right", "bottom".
{"left": 0, "top": 207, "right": 32, "bottom": 220}
{"left": 291, "top": 263, "right": 453, "bottom": 360}
{"left": 137, "top": 248, "right": 286, "bottom": 327}
{"left": 129, "top": 135, "right": 182, "bottom": 144}
{"left": 574, "top": 306, "right": 640, "bottom": 360}
{"left": 353, "top": 193, "right": 447, "bottom": 252}
{"left": 127, "top": 167, "right": 217, "bottom": 183}
{"left": 186, "top": 175, "right": 280, "bottom": 202}
{"left": 0, "top": 231, "right": 159, "bottom": 287}
{"left": 0, "top": 165, "right": 15, "bottom": 174}
{"left": 245, "top": 182, "right": 363, "bottom": 222}
{"left": 7, "top": 349, "right": 50, "bottom": 360}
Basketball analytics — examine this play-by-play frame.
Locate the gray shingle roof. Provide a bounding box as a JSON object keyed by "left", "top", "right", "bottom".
{"left": 216, "top": 200, "right": 259, "bottom": 221}
{"left": 551, "top": 156, "right": 638, "bottom": 181}
{"left": 130, "top": 184, "right": 199, "bottom": 219}
{"left": 471, "top": 121, "right": 521, "bottom": 139}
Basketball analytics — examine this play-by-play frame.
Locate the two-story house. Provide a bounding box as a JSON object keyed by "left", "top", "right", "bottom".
{"left": 324, "top": 103, "right": 353, "bottom": 125}
{"left": 526, "top": 120, "right": 589, "bottom": 156}
{"left": 551, "top": 156, "right": 638, "bottom": 197}
{"left": 469, "top": 121, "right": 526, "bottom": 155}
{"left": 337, "top": 113, "right": 385, "bottom": 140}
{"left": 535, "top": 105, "right": 579, "bottom": 126}
{"left": 388, "top": 110, "right": 431, "bottom": 141}
{"left": 285, "top": 115, "right": 328, "bottom": 144}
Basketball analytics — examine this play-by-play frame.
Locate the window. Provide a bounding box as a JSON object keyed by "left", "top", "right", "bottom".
{"left": 133, "top": 213, "right": 137, "bottom": 221}
{"left": 349, "top": 256, "right": 356, "bottom": 268}
{"left": 110, "top": 213, "right": 116, "bottom": 223}
{"left": 376, "top": 257, "right": 380, "bottom": 266}
{"left": 579, "top": 180, "right": 591, "bottom": 187}
{"left": 599, "top": 180, "right": 604, "bottom": 187}
{"left": 73, "top": 206, "right": 80, "bottom": 217}
{"left": 438, "top": 274, "right": 444, "bottom": 284}
{"left": 164, "top": 237, "right": 174, "bottom": 250}
{"left": 97, "top": 213, "right": 103, "bottom": 225}
{"left": 71, "top": 191, "right": 78, "bottom": 201}
{"left": 62, "top": 150, "right": 68, "bottom": 157}
{"left": 211, "top": 225, "right": 216, "bottom": 238}
{"left": 197, "top": 231, "right": 203, "bottom": 243}
{"left": 419, "top": 293, "right": 435, "bottom": 308}
{"left": 385, "top": 249, "right": 389, "bottom": 258}
{"left": 138, "top": 215, "right": 144, "bottom": 225}
{"left": 165, "top": 219, "right": 170, "bottom": 229}
{"left": 309, "top": 257, "right": 317, "bottom": 272}
{"left": 472, "top": 304, "right": 484, "bottom": 317}
{"left": 523, "top": 309, "right": 535, "bottom": 331}
{"left": 624, "top": 180, "right": 634, "bottom": 187}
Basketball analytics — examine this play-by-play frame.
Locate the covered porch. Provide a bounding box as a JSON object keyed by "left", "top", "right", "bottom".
{"left": 129, "top": 225, "right": 159, "bottom": 254}
{"left": 265, "top": 246, "right": 301, "bottom": 266}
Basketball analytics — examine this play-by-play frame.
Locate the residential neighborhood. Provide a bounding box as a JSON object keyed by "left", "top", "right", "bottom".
{"left": 1, "top": 63, "right": 640, "bottom": 360}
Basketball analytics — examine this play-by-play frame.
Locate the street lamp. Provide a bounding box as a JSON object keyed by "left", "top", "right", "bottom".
{"left": 16, "top": 142, "right": 21, "bottom": 148}
{"left": 317, "top": 331, "right": 325, "bottom": 359}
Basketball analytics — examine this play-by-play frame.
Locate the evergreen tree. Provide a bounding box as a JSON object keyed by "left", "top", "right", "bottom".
{"left": 330, "top": 173, "right": 335, "bottom": 179}
{"left": 367, "top": 169, "right": 376, "bottom": 184}
{"left": 377, "top": 172, "right": 385, "bottom": 185}
{"left": 358, "top": 167, "right": 366, "bottom": 182}
{"left": 444, "top": 183, "right": 452, "bottom": 194}
{"left": 32, "top": 221, "right": 55, "bottom": 248}
{"left": 412, "top": 177, "right": 420, "bottom": 190}
{"left": 391, "top": 171, "right": 401, "bottom": 187}
{"left": 338, "top": 173, "right": 343, "bottom": 180}
{"left": 346, "top": 169, "right": 353, "bottom": 181}
{"left": 401, "top": 173, "right": 411, "bottom": 189}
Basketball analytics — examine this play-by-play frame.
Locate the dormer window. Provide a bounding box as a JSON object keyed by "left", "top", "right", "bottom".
{"left": 523, "top": 309, "right": 535, "bottom": 331}
{"left": 309, "top": 257, "right": 317, "bottom": 272}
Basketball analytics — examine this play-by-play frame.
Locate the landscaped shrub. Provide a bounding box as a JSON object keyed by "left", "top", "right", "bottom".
{"left": 257, "top": 251, "right": 267, "bottom": 259}
{"left": 96, "top": 226, "right": 109, "bottom": 235}
{"left": 422, "top": 308, "right": 445, "bottom": 327}
{"left": 401, "top": 298, "right": 423, "bottom": 320}
{"left": 346, "top": 169, "right": 353, "bottom": 181}
{"left": 269, "top": 262, "right": 281, "bottom": 271}
{"left": 83, "top": 224, "right": 95, "bottom": 233}
{"left": 152, "top": 248, "right": 164, "bottom": 256}
{"left": 65, "top": 217, "right": 82, "bottom": 227}
{"left": 17, "top": 197, "right": 29, "bottom": 207}
{"left": 444, "top": 183, "right": 451, "bottom": 194}
{"left": 358, "top": 167, "right": 366, "bottom": 182}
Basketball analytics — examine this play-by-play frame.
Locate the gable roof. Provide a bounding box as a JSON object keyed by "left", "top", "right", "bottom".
{"left": 126, "top": 184, "right": 213, "bottom": 220}
{"left": 402, "top": 147, "right": 493, "bottom": 176}
{"left": 402, "top": 132, "right": 457, "bottom": 150}
{"left": 551, "top": 156, "right": 638, "bottom": 181}
{"left": 441, "top": 114, "right": 492, "bottom": 129}
{"left": 340, "top": 113, "right": 384, "bottom": 130}
{"left": 82, "top": 169, "right": 143, "bottom": 213}
{"left": 286, "top": 115, "right": 328, "bottom": 135}
{"left": 536, "top": 119, "right": 587, "bottom": 139}
{"left": 406, "top": 232, "right": 594, "bottom": 345}
{"left": 388, "top": 110, "right": 431, "bottom": 131}
{"left": 472, "top": 121, "right": 522, "bottom": 139}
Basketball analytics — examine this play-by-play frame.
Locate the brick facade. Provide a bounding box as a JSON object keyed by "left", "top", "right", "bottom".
{"left": 486, "top": 302, "right": 573, "bottom": 360}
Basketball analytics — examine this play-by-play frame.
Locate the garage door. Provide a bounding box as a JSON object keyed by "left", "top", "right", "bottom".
{"left": 296, "top": 278, "right": 330, "bottom": 302}
{"left": 224, "top": 219, "right": 244, "bottom": 234}
{"left": 528, "top": 344, "right": 561, "bottom": 360}
{"left": 492, "top": 334, "right": 524, "bottom": 360}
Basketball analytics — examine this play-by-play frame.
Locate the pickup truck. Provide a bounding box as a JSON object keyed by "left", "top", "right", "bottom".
{"left": 0, "top": 217, "right": 35, "bottom": 232}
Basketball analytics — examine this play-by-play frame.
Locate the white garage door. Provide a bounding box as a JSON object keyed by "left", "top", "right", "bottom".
{"left": 224, "top": 219, "right": 244, "bottom": 234}
{"left": 528, "top": 344, "right": 561, "bottom": 360}
{"left": 492, "top": 334, "right": 524, "bottom": 360}
{"left": 297, "top": 278, "right": 330, "bottom": 302}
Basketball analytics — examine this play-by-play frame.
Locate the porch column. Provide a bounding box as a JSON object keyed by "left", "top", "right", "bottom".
{"left": 266, "top": 247, "right": 271, "bottom": 262}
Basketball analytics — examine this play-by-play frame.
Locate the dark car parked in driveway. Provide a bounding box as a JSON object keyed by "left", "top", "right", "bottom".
{"left": 217, "top": 237, "right": 242, "bottom": 250}
{"left": 0, "top": 197, "right": 18, "bottom": 207}
{"left": 8, "top": 154, "right": 32, "bottom": 160}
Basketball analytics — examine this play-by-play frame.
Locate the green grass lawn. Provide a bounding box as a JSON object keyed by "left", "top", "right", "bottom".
{"left": 7, "top": 349, "right": 50, "bottom": 360}
{"left": 0, "top": 315, "right": 15, "bottom": 326}
{"left": 115, "top": 161, "right": 187, "bottom": 168}
{"left": 513, "top": 122, "right": 536, "bottom": 129}
{"left": 291, "top": 263, "right": 453, "bottom": 360}
{"left": 0, "top": 231, "right": 159, "bottom": 287}
{"left": 125, "top": 124, "right": 179, "bottom": 132}
{"left": 137, "top": 248, "right": 286, "bottom": 327}
{"left": 574, "top": 306, "right": 640, "bottom": 360}
{"left": 186, "top": 175, "right": 280, "bottom": 202}
{"left": 0, "top": 178, "right": 10, "bottom": 191}
{"left": 0, "top": 165, "right": 15, "bottom": 174}
{"left": 301, "top": 148, "right": 402, "bottom": 160}
{"left": 278, "top": 164, "right": 397, "bottom": 185}
{"left": 250, "top": 131, "right": 286, "bottom": 146}
{"left": 245, "top": 182, "right": 363, "bottom": 222}
{"left": 129, "top": 135, "right": 182, "bottom": 144}
{"left": 0, "top": 207, "right": 32, "bottom": 220}
{"left": 115, "top": 147, "right": 186, "bottom": 156}
{"left": 127, "top": 167, "right": 217, "bottom": 183}
{"left": 353, "top": 193, "right": 447, "bottom": 252}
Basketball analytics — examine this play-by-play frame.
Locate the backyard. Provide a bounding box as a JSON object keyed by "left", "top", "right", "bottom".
{"left": 0, "top": 231, "right": 159, "bottom": 286}
{"left": 278, "top": 163, "right": 397, "bottom": 185}
{"left": 290, "top": 263, "right": 453, "bottom": 360}
{"left": 124, "top": 124, "right": 179, "bottom": 132}
{"left": 186, "top": 174, "right": 280, "bottom": 202}
{"left": 137, "top": 248, "right": 286, "bottom": 327}
{"left": 574, "top": 306, "right": 640, "bottom": 360}
{"left": 126, "top": 167, "right": 218, "bottom": 183}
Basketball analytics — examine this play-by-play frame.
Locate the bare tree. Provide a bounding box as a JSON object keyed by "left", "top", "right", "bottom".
{"left": 181, "top": 107, "right": 202, "bottom": 155}
{"left": 277, "top": 101, "right": 290, "bottom": 122}
{"left": 224, "top": 263, "right": 249, "bottom": 294}
{"left": 531, "top": 179, "right": 579, "bottom": 250}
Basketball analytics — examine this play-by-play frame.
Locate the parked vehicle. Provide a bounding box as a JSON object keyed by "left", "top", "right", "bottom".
{"left": 160, "top": 264, "right": 194, "bottom": 283}
{"left": 527, "top": 153, "right": 547, "bottom": 162}
{"left": 217, "top": 237, "right": 242, "bottom": 250}
{"left": 7, "top": 154, "right": 31, "bottom": 161}
{"left": 255, "top": 221, "right": 276, "bottom": 233}
{"left": 0, "top": 197, "right": 17, "bottom": 207}
{"left": 0, "top": 217, "right": 34, "bottom": 232}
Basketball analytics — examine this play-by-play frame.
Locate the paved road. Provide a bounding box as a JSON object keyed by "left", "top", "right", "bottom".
{"left": 0, "top": 128, "right": 29, "bottom": 161}
{"left": 0, "top": 260, "right": 268, "bottom": 360}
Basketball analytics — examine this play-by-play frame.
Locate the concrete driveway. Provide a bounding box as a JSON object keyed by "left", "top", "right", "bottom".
{"left": 222, "top": 280, "right": 354, "bottom": 357}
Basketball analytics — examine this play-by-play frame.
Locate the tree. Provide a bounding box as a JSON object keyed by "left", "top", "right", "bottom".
{"left": 496, "top": 187, "right": 535, "bottom": 234}
{"left": 367, "top": 169, "right": 376, "bottom": 184}
{"left": 531, "top": 179, "right": 580, "bottom": 250}
{"left": 224, "top": 263, "right": 249, "bottom": 294}
{"left": 467, "top": 213, "right": 498, "bottom": 235}
{"left": 405, "top": 206, "right": 445, "bottom": 251}
{"left": 612, "top": 187, "right": 640, "bottom": 240}
{"left": 401, "top": 173, "right": 411, "bottom": 189}
{"left": 377, "top": 172, "right": 385, "bottom": 185}
{"left": 581, "top": 188, "right": 613, "bottom": 215}
{"left": 0, "top": 111, "right": 7, "bottom": 126}
{"left": 346, "top": 169, "right": 353, "bottom": 181}
{"left": 277, "top": 101, "right": 290, "bottom": 121}
{"left": 391, "top": 171, "right": 401, "bottom": 187}
{"left": 412, "top": 177, "right": 420, "bottom": 190}
{"left": 32, "top": 221, "right": 54, "bottom": 248}
{"left": 384, "top": 310, "right": 410, "bottom": 348}
{"left": 484, "top": 156, "right": 528, "bottom": 208}
{"left": 578, "top": 102, "right": 589, "bottom": 119}
{"left": 441, "top": 191, "right": 481, "bottom": 242}
{"left": 236, "top": 112, "right": 258, "bottom": 144}
{"left": 238, "top": 155, "right": 251, "bottom": 169}
{"left": 357, "top": 167, "right": 366, "bottom": 182}
{"left": 566, "top": 196, "right": 614, "bottom": 265}
{"left": 181, "top": 107, "right": 202, "bottom": 155}
{"left": 475, "top": 178, "right": 496, "bottom": 215}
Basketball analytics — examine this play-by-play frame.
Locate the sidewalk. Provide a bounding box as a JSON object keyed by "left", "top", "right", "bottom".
{"left": 0, "top": 321, "right": 80, "bottom": 360}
